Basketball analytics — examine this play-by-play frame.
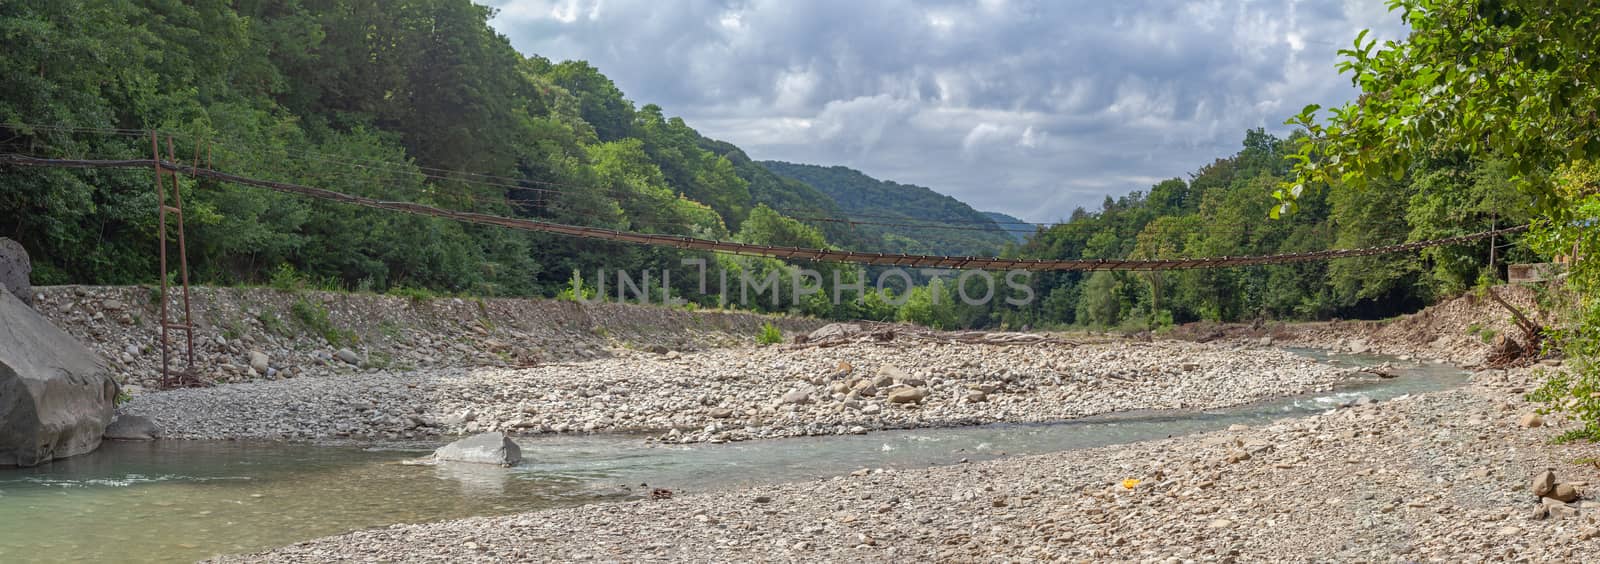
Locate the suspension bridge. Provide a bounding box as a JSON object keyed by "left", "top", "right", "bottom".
{"left": 0, "top": 154, "right": 1526, "bottom": 272}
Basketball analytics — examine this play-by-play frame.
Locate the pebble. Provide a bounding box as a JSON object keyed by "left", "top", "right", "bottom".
{"left": 335, "top": 348, "right": 360, "bottom": 365}
{"left": 249, "top": 351, "right": 270, "bottom": 374}
{"left": 225, "top": 287, "right": 1595, "bottom": 562}
{"left": 122, "top": 336, "right": 1363, "bottom": 443}
{"left": 232, "top": 367, "right": 1583, "bottom": 562}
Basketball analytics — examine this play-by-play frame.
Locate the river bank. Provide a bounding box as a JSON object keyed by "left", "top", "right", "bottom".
{"left": 31, "top": 285, "right": 823, "bottom": 392}
{"left": 42, "top": 282, "right": 1599, "bottom": 561}
{"left": 119, "top": 338, "right": 1362, "bottom": 442}
{"left": 230, "top": 362, "right": 1600, "bottom": 562}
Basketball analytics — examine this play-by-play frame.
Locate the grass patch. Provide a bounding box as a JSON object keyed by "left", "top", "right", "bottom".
{"left": 757, "top": 322, "right": 783, "bottom": 346}
{"left": 1466, "top": 322, "right": 1498, "bottom": 344}
{"left": 290, "top": 298, "right": 356, "bottom": 346}
{"left": 221, "top": 317, "right": 246, "bottom": 340}
{"left": 377, "top": 321, "right": 403, "bottom": 340}
{"left": 388, "top": 286, "right": 437, "bottom": 301}
{"left": 269, "top": 263, "right": 303, "bottom": 293}
{"left": 257, "top": 311, "right": 288, "bottom": 336}
{"left": 366, "top": 350, "right": 394, "bottom": 370}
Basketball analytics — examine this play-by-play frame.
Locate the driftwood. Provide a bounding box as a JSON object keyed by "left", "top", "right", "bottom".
{"left": 1485, "top": 286, "right": 1542, "bottom": 342}
{"left": 1484, "top": 286, "right": 1545, "bottom": 367}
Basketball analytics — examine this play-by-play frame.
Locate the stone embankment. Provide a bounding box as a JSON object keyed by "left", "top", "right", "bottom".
{"left": 33, "top": 285, "right": 822, "bottom": 393}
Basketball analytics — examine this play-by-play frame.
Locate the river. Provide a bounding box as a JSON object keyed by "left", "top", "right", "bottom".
{"left": 0, "top": 350, "right": 1465, "bottom": 562}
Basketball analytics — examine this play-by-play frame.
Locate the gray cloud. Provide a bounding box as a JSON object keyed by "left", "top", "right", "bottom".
{"left": 486, "top": 0, "right": 1408, "bottom": 222}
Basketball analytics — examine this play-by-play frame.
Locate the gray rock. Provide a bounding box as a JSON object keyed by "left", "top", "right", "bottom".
{"left": 1551, "top": 482, "right": 1581, "bottom": 503}
{"left": 249, "top": 351, "right": 270, "bottom": 374}
{"left": 807, "top": 323, "right": 862, "bottom": 341}
{"left": 887, "top": 388, "right": 928, "bottom": 404}
{"left": 781, "top": 387, "right": 814, "bottom": 405}
{"left": 0, "top": 238, "right": 32, "bottom": 307}
{"left": 1532, "top": 469, "right": 1557, "bottom": 498}
{"left": 851, "top": 379, "right": 878, "bottom": 397}
{"left": 897, "top": 374, "right": 928, "bottom": 387}
{"left": 442, "top": 409, "right": 477, "bottom": 427}
{"left": 103, "top": 415, "right": 161, "bottom": 441}
{"left": 1, "top": 287, "right": 118, "bottom": 467}
{"left": 872, "top": 366, "right": 901, "bottom": 389}
{"left": 433, "top": 432, "right": 522, "bottom": 466}
{"left": 1364, "top": 365, "right": 1400, "bottom": 379}
{"left": 335, "top": 348, "right": 360, "bottom": 365}
{"left": 1543, "top": 498, "right": 1581, "bottom": 520}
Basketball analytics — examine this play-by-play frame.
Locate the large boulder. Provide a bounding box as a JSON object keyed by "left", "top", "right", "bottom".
{"left": 0, "top": 238, "right": 30, "bottom": 307}
{"left": 103, "top": 414, "right": 162, "bottom": 441}
{"left": 433, "top": 432, "right": 522, "bottom": 466}
{"left": 1, "top": 287, "right": 119, "bottom": 467}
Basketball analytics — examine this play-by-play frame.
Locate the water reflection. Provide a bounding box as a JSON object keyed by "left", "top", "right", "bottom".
{"left": 433, "top": 461, "right": 512, "bottom": 497}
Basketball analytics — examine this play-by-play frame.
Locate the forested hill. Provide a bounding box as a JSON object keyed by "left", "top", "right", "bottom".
{"left": 760, "top": 162, "right": 1016, "bottom": 256}
{"left": 981, "top": 211, "right": 1031, "bottom": 243}
{"left": 990, "top": 129, "right": 1536, "bottom": 331}
{"left": 0, "top": 1, "right": 1546, "bottom": 333}
{"left": 0, "top": 0, "right": 884, "bottom": 294}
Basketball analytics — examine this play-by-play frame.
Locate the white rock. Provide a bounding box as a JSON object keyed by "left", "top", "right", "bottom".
{"left": 249, "top": 350, "right": 270, "bottom": 373}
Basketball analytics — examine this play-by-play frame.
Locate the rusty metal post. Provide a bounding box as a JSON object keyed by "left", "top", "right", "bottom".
{"left": 1488, "top": 214, "right": 1498, "bottom": 281}
{"left": 171, "top": 136, "right": 195, "bottom": 376}
{"left": 151, "top": 132, "right": 171, "bottom": 389}
{"left": 150, "top": 133, "right": 199, "bottom": 388}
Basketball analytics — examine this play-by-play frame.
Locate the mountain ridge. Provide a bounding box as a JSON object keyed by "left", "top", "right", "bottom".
{"left": 758, "top": 161, "right": 1015, "bottom": 256}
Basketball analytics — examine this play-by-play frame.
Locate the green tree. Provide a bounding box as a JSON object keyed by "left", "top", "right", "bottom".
{"left": 1283, "top": 0, "right": 1600, "bottom": 439}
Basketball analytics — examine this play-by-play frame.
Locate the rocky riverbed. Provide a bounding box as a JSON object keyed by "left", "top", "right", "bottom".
{"left": 120, "top": 338, "right": 1363, "bottom": 442}
{"left": 227, "top": 363, "right": 1600, "bottom": 563}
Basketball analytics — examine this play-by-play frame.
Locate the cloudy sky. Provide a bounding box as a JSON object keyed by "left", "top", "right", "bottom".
{"left": 485, "top": 0, "right": 1408, "bottom": 222}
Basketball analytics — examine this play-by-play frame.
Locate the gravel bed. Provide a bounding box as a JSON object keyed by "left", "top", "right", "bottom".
{"left": 224, "top": 365, "right": 1600, "bottom": 563}
{"left": 122, "top": 339, "right": 1363, "bottom": 442}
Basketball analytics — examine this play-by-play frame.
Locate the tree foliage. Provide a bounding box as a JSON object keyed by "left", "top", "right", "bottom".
{"left": 761, "top": 161, "right": 1016, "bottom": 256}
{"left": 1282, "top": 0, "right": 1600, "bottom": 440}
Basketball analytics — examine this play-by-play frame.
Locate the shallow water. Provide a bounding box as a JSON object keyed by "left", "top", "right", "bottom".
{"left": 0, "top": 350, "right": 1465, "bottom": 563}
